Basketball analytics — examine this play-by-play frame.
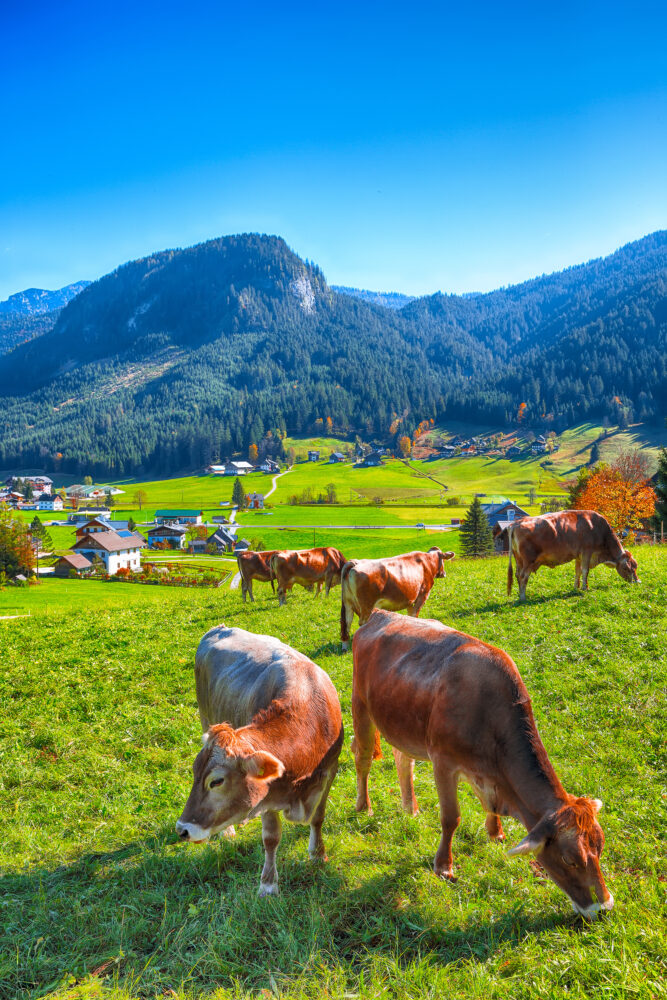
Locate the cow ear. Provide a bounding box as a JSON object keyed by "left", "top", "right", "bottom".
{"left": 444, "top": 551, "right": 456, "bottom": 561}
{"left": 507, "top": 831, "right": 547, "bottom": 857}
{"left": 242, "top": 751, "right": 285, "bottom": 783}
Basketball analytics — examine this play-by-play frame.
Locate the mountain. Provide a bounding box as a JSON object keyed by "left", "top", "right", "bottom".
{"left": 0, "top": 232, "right": 664, "bottom": 477}
{"left": 331, "top": 286, "right": 416, "bottom": 310}
{"left": 0, "top": 281, "right": 90, "bottom": 316}
{"left": 0, "top": 280, "right": 91, "bottom": 357}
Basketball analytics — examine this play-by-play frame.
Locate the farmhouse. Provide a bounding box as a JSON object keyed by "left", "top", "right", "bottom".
{"left": 246, "top": 492, "right": 264, "bottom": 510}
{"left": 358, "top": 451, "right": 384, "bottom": 467}
{"left": 206, "top": 526, "right": 238, "bottom": 553}
{"left": 329, "top": 452, "right": 346, "bottom": 463}
{"left": 258, "top": 458, "right": 280, "bottom": 473}
{"left": 206, "top": 464, "right": 227, "bottom": 475}
{"left": 147, "top": 524, "right": 188, "bottom": 549}
{"left": 71, "top": 529, "right": 146, "bottom": 574}
{"left": 507, "top": 445, "right": 522, "bottom": 457}
{"left": 481, "top": 500, "right": 529, "bottom": 529}
{"left": 155, "top": 509, "right": 203, "bottom": 525}
{"left": 308, "top": 450, "right": 320, "bottom": 462}
{"left": 68, "top": 507, "right": 112, "bottom": 522}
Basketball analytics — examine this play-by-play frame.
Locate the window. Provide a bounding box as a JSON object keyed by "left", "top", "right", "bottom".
{"left": 507, "top": 509, "right": 515, "bottom": 520}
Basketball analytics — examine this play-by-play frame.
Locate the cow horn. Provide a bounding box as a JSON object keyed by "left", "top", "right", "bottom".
{"left": 507, "top": 832, "right": 547, "bottom": 857}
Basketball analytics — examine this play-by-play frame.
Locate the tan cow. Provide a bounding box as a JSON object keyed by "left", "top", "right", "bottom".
{"left": 340, "top": 547, "right": 455, "bottom": 650}
{"left": 351, "top": 610, "right": 613, "bottom": 918}
{"left": 235, "top": 549, "right": 279, "bottom": 602}
{"left": 176, "top": 625, "right": 343, "bottom": 896}
{"left": 270, "top": 546, "right": 347, "bottom": 606}
{"left": 506, "top": 510, "right": 639, "bottom": 601}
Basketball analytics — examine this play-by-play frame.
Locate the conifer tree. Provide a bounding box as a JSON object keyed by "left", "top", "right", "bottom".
{"left": 232, "top": 477, "right": 246, "bottom": 509}
{"left": 652, "top": 446, "right": 667, "bottom": 531}
{"left": 460, "top": 497, "right": 494, "bottom": 557}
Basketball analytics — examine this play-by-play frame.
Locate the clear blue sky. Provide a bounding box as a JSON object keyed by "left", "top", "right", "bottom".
{"left": 2, "top": 0, "right": 666, "bottom": 299}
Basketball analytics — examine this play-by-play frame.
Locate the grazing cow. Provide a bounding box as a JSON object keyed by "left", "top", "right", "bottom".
{"left": 235, "top": 549, "right": 279, "bottom": 603}
{"left": 176, "top": 625, "right": 343, "bottom": 896}
{"left": 352, "top": 610, "right": 613, "bottom": 918}
{"left": 270, "top": 546, "right": 347, "bottom": 606}
{"left": 505, "top": 510, "right": 639, "bottom": 601}
{"left": 340, "top": 547, "right": 455, "bottom": 650}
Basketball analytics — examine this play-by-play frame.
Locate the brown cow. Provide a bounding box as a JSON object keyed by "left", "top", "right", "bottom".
{"left": 351, "top": 610, "right": 613, "bottom": 918}
{"left": 270, "top": 546, "right": 347, "bottom": 606}
{"left": 176, "top": 624, "right": 343, "bottom": 896}
{"left": 506, "top": 510, "right": 639, "bottom": 601}
{"left": 340, "top": 547, "right": 455, "bottom": 650}
{"left": 235, "top": 549, "right": 279, "bottom": 603}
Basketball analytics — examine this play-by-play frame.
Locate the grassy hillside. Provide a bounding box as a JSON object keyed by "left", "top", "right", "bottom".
{"left": 1, "top": 550, "right": 665, "bottom": 999}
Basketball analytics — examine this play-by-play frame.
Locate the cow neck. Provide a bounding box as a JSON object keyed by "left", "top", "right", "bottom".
{"left": 498, "top": 713, "right": 568, "bottom": 831}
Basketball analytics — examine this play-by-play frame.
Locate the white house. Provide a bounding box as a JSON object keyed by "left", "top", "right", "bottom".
{"left": 37, "top": 495, "right": 64, "bottom": 511}
{"left": 224, "top": 461, "right": 254, "bottom": 476}
{"left": 71, "top": 530, "right": 146, "bottom": 574}
{"left": 146, "top": 524, "right": 188, "bottom": 549}
{"left": 155, "top": 509, "right": 203, "bottom": 525}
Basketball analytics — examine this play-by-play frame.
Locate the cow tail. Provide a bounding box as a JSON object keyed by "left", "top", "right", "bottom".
{"left": 373, "top": 729, "right": 383, "bottom": 760}
{"left": 507, "top": 524, "right": 514, "bottom": 595}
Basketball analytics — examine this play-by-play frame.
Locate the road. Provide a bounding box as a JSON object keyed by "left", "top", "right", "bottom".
{"left": 229, "top": 467, "right": 291, "bottom": 589}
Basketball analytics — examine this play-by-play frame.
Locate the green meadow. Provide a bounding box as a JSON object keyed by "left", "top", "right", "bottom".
{"left": 1, "top": 548, "right": 665, "bottom": 999}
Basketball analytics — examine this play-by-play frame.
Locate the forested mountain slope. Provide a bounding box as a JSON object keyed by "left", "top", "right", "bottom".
{"left": 0, "top": 232, "right": 664, "bottom": 477}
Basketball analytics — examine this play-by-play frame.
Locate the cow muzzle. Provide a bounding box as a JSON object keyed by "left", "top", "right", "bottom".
{"left": 175, "top": 819, "right": 210, "bottom": 843}
{"left": 570, "top": 889, "right": 614, "bottom": 920}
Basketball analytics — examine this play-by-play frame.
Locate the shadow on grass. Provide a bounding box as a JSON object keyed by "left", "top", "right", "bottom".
{"left": 0, "top": 832, "right": 583, "bottom": 999}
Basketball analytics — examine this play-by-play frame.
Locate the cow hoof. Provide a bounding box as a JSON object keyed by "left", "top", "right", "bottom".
{"left": 435, "top": 868, "right": 457, "bottom": 882}
{"left": 258, "top": 882, "right": 279, "bottom": 898}
{"left": 341, "top": 643, "right": 349, "bottom": 653}
{"left": 223, "top": 825, "right": 236, "bottom": 838}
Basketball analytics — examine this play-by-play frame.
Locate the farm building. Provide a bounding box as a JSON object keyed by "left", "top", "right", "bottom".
{"left": 358, "top": 451, "right": 384, "bottom": 467}
{"left": 206, "top": 527, "right": 238, "bottom": 554}
{"left": 206, "top": 464, "right": 227, "bottom": 475}
{"left": 329, "top": 452, "right": 346, "bottom": 463}
{"left": 246, "top": 492, "right": 264, "bottom": 510}
{"left": 67, "top": 508, "right": 112, "bottom": 522}
{"left": 147, "top": 524, "right": 188, "bottom": 549}
{"left": 480, "top": 501, "right": 529, "bottom": 529}
{"left": 54, "top": 552, "right": 93, "bottom": 578}
{"left": 308, "top": 450, "right": 320, "bottom": 462}
{"left": 225, "top": 461, "right": 254, "bottom": 476}
{"left": 155, "top": 509, "right": 203, "bottom": 525}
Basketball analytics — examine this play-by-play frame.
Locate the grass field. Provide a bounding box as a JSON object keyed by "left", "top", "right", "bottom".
{"left": 1, "top": 548, "right": 665, "bottom": 999}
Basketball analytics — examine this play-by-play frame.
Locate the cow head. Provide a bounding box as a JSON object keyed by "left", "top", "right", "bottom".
{"left": 176, "top": 724, "right": 285, "bottom": 842}
{"left": 616, "top": 549, "right": 639, "bottom": 584}
{"left": 508, "top": 796, "right": 613, "bottom": 918}
{"left": 429, "top": 546, "right": 456, "bottom": 578}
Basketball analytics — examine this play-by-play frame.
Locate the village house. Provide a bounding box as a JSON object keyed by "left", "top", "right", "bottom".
{"left": 147, "top": 524, "right": 188, "bottom": 549}
{"left": 258, "top": 458, "right": 280, "bottom": 473}
{"left": 70, "top": 521, "right": 146, "bottom": 574}
{"left": 67, "top": 507, "right": 112, "bottom": 523}
{"left": 206, "top": 464, "right": 227, "bottom": 475}
{"left": 204, "top": 526, "right": 238, "bottom": 554}
{"left": 481, "top": 500, "right": 530, "bottom": 553}
{"left": 507, "top": 445, "right": 522, "bottom": 457}
{"left": 357, "top": 451, "right": 384, "bottom": 467}
{"left": 329, "top": 452, "right": 346, "bottom": 463}
{"left": 155, "top": 509, "right": 203, "bottom": 525}
{"left": 36, "top": 494, "right": 64, "bottom": 511}
{"left": 308, "top": 450, "right": 320, "bottom": 462}
{"left": 246, "top": 492, "right": 264, "bottom": 510}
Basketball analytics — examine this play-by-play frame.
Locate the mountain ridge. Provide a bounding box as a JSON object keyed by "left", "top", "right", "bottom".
{"left": 0, "top": 231, "right": 664, "bottom": 477}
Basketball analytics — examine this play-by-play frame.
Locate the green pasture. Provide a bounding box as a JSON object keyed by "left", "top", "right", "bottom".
{"left": 1, "top": 549, "right": 665, "bottom": 999}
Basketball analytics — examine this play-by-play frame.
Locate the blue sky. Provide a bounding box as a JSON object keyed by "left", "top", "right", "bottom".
{"left": 2, "top": 0, "right": 666, "bottom": 299}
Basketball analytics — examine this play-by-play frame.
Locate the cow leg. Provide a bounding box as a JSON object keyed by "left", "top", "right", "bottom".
{"left": 341, "top": 600, "right": 355, "bottom": 652}
{"left": 485, "top": 813, "right": 505, "bottom": 841}
{"left": 308, "top": 764, "right": 338, "bottom": 862}
{"left": 315, "top": 581, "right": 323, "bottom": 597}
{"left": 352, "top": 696, "right": 377, "bottom": 814}
{"left": 392, "top": 747, "right": 419, "bottom": 816}
{"left": 574, "top": 557, "right": 582, "bottom": 589}
{"left": 277, "top": 584, "right": 286, "bottom": 606}
{"left": 258, "top": 810, "right": 282, "bottom": 897}
{"left": 517, "top": 567, "right": 530, "bottom": 601}
{"left": 431, "top": 759, "right": 460, "bottom": 879}
{"left": 409, "top": 590, "right": 428, "bottom": 617}
{"left": 240, "top": 578, "right": 247, "bottom": 603}
{"left": 581, "top": 552, "right": 592, "bottom": 591}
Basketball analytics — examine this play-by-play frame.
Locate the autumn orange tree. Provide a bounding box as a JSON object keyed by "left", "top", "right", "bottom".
{"left": 248, "top": 443, "right": 258, "bottom": 462}
{"left": 575, "top": 449, "right": 656, "bottom": 533}
{"left": 398, "top": 436, "right": 412, "bottom": 458}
